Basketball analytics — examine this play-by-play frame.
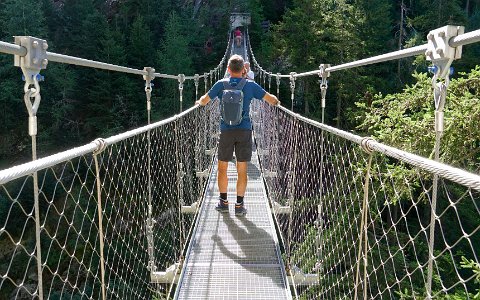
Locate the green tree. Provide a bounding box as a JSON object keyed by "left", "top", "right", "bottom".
{"left": 157, "top": 12, "right": 193, "bottom": 116}
{"left": 128, "top": 15, "right": 155, "bottom": 69}
{"left": 356, "top": 67, "right": 480, "bottom": 171}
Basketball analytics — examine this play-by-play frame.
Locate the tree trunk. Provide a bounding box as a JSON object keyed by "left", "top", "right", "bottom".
{"left": 465, "top": 0, "right": 470, "bottom": 15}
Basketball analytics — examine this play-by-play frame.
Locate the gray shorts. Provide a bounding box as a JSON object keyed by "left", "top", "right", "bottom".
{"left": 218, "top": 129, "right": 252, "bottom": 162}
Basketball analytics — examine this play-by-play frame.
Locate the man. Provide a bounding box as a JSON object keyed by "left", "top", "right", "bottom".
{"left": 195, "top": 55, "right": 280, "bottom": 216}
{"left": 244, "top": 62, "right": 254, "bottom": 80}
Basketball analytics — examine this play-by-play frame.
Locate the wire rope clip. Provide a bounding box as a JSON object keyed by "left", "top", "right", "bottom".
{"left": 195, "top": 169, "right": 209, "bottom": 178}
{"left": 181, "top": 201, "right": 199, "bottom": 214}
{"left": 151, "top": 263, "right": 180, "bottom": 283}
{"left": 264, "top": 171, "right": 278, "bottom": 178}
{"left": 271, "top": 201, "right": 291, "bottom": 214}
{"left": 425, "top": 25, "right": 464, "bottom": 78}
{"left": 14, "top": 36, "right": 48, "bottom": 86}
{"left": 287, "top": 265, "right": 319, "bottom": 286}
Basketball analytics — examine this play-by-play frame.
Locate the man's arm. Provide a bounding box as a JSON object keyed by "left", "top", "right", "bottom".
{"left": 263, "top": 92, "right": 280, "bottom": 106}
{"left": 195, "top": 94, "right": 211, "bottom": 106}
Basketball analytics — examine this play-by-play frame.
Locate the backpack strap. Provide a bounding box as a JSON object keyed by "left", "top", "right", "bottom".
{"left": 222, "top": 78, "right": 247, "bottom": 90}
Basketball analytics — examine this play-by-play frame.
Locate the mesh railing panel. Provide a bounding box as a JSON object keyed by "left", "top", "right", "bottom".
{"left": 251, "top": 99, "right": 480, "bottom": 299}
{"left": 0, "top": 101, "right": 219, "bottom": 299}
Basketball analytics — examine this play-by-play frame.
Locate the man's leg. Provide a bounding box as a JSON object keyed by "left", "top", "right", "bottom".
{"left": 216, "top": 130, "right": 234, "bottom": 212}
{"left": 218, "top": 160, "right": 229, "bottom": 194}
{"left": 234, "top": 130, "right": 252, "bottom": 216}
{"left": 215, "top": 160, "right": 229, "bottom": 212}
{"left": 236, "top": 161, "right": 247, "bottom": 197}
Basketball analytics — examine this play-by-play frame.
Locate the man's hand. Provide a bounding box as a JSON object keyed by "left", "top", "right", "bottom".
{"left": 196, "top": 94, "right": 211, "bottom": 106}
{"left": 263, "top": 93, "right": 280, "bottom": 106}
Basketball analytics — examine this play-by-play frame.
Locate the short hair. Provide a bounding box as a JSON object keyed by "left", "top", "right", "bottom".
{"left": 228, "top": 55, "right": 244, "bottom": 73}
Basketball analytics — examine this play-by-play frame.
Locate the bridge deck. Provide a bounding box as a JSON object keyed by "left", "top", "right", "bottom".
{"left": 175, "top": 148, "right": 291, "bottom": 299}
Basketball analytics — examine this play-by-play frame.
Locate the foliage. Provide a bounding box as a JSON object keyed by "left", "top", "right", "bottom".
{"left": 355, "top": 67, "right": 480, "bottom": 172}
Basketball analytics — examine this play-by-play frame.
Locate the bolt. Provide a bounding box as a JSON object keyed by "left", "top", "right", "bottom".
{"left": 32, "top": 57, "right": 39, "bottom": 64}
{"left": 32, "top": 41, "right": 39, "bottom": 48}
{"left": 42, "top": 42, "right": 48, "bottom": 50}
{"left": 436, "top": 48, "right": 444, "bottom": 56}
{"left": 425, "top": 50, "right": 433, "bottom": 57}
{"left": 427, "top": 33, "right": 434, "bottom": 40}
{"left": 42, "top": 59, "right": 48, "bottom": 66}
{"left": 438, "top": 31, "right": 445, "bottom": 38}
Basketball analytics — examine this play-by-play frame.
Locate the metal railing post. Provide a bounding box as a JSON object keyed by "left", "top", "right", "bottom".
{"left": 424, "top": 25, "right": 464, "bottom": 299}
{"left": 178, "top": 74, "right": 185, "bottom": 112}
{"left": 276, "top": 74, "right": 281, "bottom": 98}
{"left": 204, "top": 73, "right": 208, "bottom": 93}
{"left": 289, "top": 72, "right": 296, "bottom": 111}
{"left": 194, "top": 74, "right": 199, "bottom": 100}
{"left": 316, "top": 64, "right": 330, "bottom": 297}
{"left": 14, "top": 36, "right": 48, "bottom": 300}
{"left": 143, "top": 67, "right": 157, "bottom": 277}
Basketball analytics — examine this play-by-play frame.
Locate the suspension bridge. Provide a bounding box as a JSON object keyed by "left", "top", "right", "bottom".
{"left": 0, "top": 20, "right": 479, "bottom": 300}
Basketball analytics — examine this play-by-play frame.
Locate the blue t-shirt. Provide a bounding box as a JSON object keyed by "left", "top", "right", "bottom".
{"left": 208, "top": 77, "right": 266, "bottom": 131}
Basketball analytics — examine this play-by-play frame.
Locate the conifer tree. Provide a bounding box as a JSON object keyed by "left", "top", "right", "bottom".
{"left": 158, "top": 12, "right": 193, "bottom": 116}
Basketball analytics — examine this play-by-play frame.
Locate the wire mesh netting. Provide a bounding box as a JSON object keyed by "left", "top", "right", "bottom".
{"left": 0, "top": 100, "right": 219, "bottom": 299}
{"left": 251, "top": 99, "right": 480, "bottom": 299}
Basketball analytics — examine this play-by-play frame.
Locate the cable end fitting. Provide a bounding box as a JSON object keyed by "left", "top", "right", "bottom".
{"left": 361, "top": 137, "right": 375, "bottom": 154}
{"left": 93, "top": 138, "right": 107, "bottom": 156}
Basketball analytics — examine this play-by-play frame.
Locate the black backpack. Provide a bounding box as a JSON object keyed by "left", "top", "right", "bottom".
{"left": 220, "top": 78, "right": 247, "bottom": 126}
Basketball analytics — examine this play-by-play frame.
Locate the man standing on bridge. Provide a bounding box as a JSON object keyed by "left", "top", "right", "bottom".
{"left": 195, "top": 54, "right": 280, "bottom": 216}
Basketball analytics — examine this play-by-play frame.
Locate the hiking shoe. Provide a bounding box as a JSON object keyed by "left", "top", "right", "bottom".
{"left": 235, "top": 203, "right": 247, "bottom": 216}
{"left": 215, "top": 199, "right": 229, "bottom": 213}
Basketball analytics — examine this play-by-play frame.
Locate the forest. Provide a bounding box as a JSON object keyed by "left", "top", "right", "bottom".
{"left": 0, "top": 0, "right": 479, "bottom": 299}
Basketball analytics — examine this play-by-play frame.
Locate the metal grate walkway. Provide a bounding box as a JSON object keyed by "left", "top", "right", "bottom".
{"left": 175, "top": 148, "right": 291, "bottom": 299}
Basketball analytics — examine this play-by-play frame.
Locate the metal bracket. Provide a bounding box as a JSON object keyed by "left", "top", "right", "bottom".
{"left": 287, "top": 266, "right": 319, "bottom": 286}
{"left": 425, "top": 25, "right": 464, "bottom": 78}
{"left": 268, "top": 74, "right": 272, "bottom": 91}
{"left": 194, "top": 74, "right": 199, "bottom": 88}
{"left": 264, "top": 171, "right": 277, "bottom": 178}
{"left": 271, "top": 201, "right": 291, "bottom": 214}
{"left": 205, "top": 149, "right": 215, "bottom": 156}
{"left": 196, "top": 169, "right": 210, "bottom": 178}
{"left": 151, "top": 263, "right": 180, "bottom": 283}
{"left": 319, "top": 64, "right": 331, "bottom": 109}
{"left": 178, "top": 74, "right": 185, "bottom": 91}
{"left": 257, "top": 149, "right": 269, "bottom": 156}
{"left": 15, "top": 36, "right": 48, "bottom": 137}
{"left": 14, "top": 36, "right": 48, "bottom": 86}
{"left": 289, "top": 72, "right": 297, "bottom": 109}
{"left": 181, "top": 201, "right": 199, "bottom": 214}
{"left": 143, "top": 67, "right": 155, "bottom": 112}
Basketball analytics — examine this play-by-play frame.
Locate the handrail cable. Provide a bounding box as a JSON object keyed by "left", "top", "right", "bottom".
{"left": 0, "top": 34, "right": 232, "bottom": 81}
{"left": 0, "top": 105, "right": 198, "bottom": 185}
{"left": 275, "top": 105, "right": 480, "bottom": 192}
{"left": 248, "top": 28, "right": 480, "bottom": 79}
